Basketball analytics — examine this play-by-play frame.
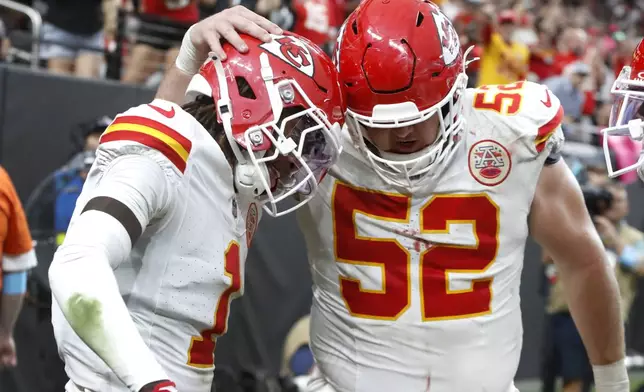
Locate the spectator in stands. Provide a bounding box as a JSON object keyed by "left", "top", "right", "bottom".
{"left": 527, "top": 17, "right": 557, "bottom": 81}
{"left": 0, "top": 167, "right": 38, "bottom": 368}
{"left": 271, "top": 0, "right": 342, "bottom": 55}
{"left": 35, "top": 0, "right": 106, "bottom": 78}
{"left": 476, "top": 7, "right": 529, "bottom": 87}
{"left": 446, "top": 0, "right": 485, "bottom": 86}
{"left": 53, "top": 116, "right": 109, "bottom": 246}
{"left": 544, "top": 61, "right": 590, "bottom": 129}
{"left": 586, "top": 160, "right": 612, "bottom": 188}
{"left": 612, "top": 35, "right": 638, "bottom": 78}
{"left": 120, "top": 0, "right": 199, "bottom": 85}
{"left": 552, "top": 28, "right": 588, "bottom": 75}
{"left": 541, "top": 249, "right": 595, "bottom": 392}
{"left": 582, "top": 47, "right": 615, "bottom": 114}
{"left": 255, "top": 0, "right": 281, "bottom": 17}
{"left": 594, "top": 182, "right": 644, "bottom": 322}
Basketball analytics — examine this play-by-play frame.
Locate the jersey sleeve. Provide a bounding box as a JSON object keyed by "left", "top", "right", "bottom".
{"left": 0, "top": 166, "right": 37, "bottom": 273}
{"left": 95, "top": 100, "right": 193, "bottom": 180}
{"left": 71, "top": 100, "right": 192, "bottom": 252}
{"left": 49, "top": 155, "right": 173, "bottom": 391}
{"left": 515, "top": 81, "right": 565, "bottom": 160}
{"left": 48, "top": 101, "right": 194, "bottom": 391}
{"left": 67, "top": 154, "right": 175, "bottom": 265}
{"left": 466, "top": 81, "right": 565, "bottom": 163}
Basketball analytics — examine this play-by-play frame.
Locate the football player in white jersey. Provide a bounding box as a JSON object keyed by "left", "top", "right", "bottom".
{"left": 602, "top": 38, "right": 644, "bottom": 180}
{"left": 294, "top": 1, "right": 629, "bottom": 391}
{"left": 155, "top": 4, "right": 628, "bottom": 392}
{"left": 48, "top": 8, "right": 346, "bottom": 392}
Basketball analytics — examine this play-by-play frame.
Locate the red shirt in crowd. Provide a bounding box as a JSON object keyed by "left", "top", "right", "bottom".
{"left": 552, "top": 50, "right": 582, "bottom": 75}
{"left": 582, "top": 90, "right": 596, "bottom": 116}
{"left": 291, "top": 0, "right": 342, "bottom": 47}
{"left": 613, "top": 54, "right": 630, "bottom": 78}
{"left": 529, "top": 48, "right": 557, "bottom": 80}
{"left": 139, "top": 0, "right": 199, "bottom": 23}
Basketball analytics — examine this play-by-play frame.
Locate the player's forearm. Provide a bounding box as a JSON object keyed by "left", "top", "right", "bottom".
{"left": 531, "top": 161, "right": 626, "bottom": 367}
{"left": 50, "top": 245, "right": 168, "bottom": 391}
{"left": 49, "top": 200, "right": 169, "bottom": 391}
{"left": 155, "top": 64, "right": 194, "bottom": 104}
{"left": 555, "top": 254, "right": 625, "bottom": 365}
{"left": 0, "top": 293, "right": 24, "bottom": 337}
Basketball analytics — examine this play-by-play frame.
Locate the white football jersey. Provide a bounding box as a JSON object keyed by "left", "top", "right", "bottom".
{"left": 298, "top": 81, "right": 564, "bottom": 392}
{"left": 52, "top": 100, "right": 262, "bottom": 392}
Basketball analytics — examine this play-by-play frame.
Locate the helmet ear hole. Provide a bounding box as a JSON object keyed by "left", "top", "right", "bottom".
{"left": 416, "top": 12, "right": 425, "bottom": 27}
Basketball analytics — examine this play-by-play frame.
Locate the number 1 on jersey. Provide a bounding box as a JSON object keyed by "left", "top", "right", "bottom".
{"left": 187, "top": 241, "right": 241, "bottom": 368}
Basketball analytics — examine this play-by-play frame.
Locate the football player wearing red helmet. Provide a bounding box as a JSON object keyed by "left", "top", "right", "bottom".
{"left": 49, "top": 12, "right": 345, "bottom": 392}
{"left": 296, "top": 0, "right": 627, "bottom": 391}
{"left": 602, "top": 38, "right": 644, "bottom": 180}
{"left": 152, "top": 4, "right": 626, "bottom": 391}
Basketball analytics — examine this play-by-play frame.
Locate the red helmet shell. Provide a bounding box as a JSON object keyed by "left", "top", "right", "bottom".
{"left": 335, "top": 0, "right": 463, "bottom": 117}
{"left": 199, "top": 32, "right": 346, "bottom": 150}
{"left": 631, "top": 38, "right": 644, "bottom": 81}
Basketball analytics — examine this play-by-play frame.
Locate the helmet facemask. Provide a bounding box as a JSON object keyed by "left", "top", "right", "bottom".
{"left": 602, "top": 66, "right": 644, "bottom": 179}
{"left": 206, "top": 53, "right": 342, "bottom": 217}
{"left": 242, "top": 100, "right": 342, "bottom": 216}
{"left": 346, "top": 71, "right": 468, "bottom": 189}
{"left": 343, "top": 44, "right": 476, "bottom": 190}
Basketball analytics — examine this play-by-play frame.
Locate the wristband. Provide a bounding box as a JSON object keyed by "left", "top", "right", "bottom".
{"left": 592, "top": 358, "right": 630, "bottom": 392}
{"left": 175, "top": 25, "right": 203, "bottom": 76}
{"left": 2, "top": 271, "right": 27, "bottom": 295}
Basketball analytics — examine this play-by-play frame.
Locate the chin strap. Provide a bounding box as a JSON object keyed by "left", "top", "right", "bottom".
{"left": 234, "top": 162, "right": 270, "bottom": 198}
{"left": 211, "top": 55, "right": 271, "bottom": 198}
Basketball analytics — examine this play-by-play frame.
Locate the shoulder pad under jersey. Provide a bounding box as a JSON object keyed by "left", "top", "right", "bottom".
{"left": 465, "top": 81, "right": 565, "bottom": 160}
{"left": 96, "top": 99, "right": 195, "bottom": 177}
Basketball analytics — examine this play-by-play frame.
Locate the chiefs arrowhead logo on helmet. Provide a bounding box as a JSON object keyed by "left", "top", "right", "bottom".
{"left": 431, "top": 9, "right": 460, "bottom": 66}
{"left": 260, "top": 35, "right": 316, "bottom": 78}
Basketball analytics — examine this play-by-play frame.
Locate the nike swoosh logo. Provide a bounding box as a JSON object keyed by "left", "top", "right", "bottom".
{"left": 540, "top": 89, "right": 552, "bottom": 108}
{"left": 149, "top": 104, "right": 175, "bottom": 118}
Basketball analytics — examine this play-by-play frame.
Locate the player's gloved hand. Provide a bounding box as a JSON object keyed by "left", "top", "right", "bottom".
{"left": 138, "top": 380, "right": 178, "bottom": 392}
{"left": 175, "top": 5, "right": 283, "bottom": 74}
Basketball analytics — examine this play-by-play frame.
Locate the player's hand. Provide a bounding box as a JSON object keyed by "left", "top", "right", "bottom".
{"left": 0, "top": 332, "right": 17, "bottom": 368}
{"left": 190, "top": 5, "right": 283, "bottom": 61}
{"left": 138, "top": 380, "right": 178, "bottom": 392}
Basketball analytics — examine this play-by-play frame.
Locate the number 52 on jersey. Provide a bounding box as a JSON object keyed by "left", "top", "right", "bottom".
{"left": 332, "top": 182, "right": 500, "bottom": 321}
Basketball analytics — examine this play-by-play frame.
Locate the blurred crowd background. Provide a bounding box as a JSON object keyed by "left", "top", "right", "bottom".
{"left": 1, "top": 0, "right": 644, "bottom": 168}
{"left": 1, "top": 0, "right": 644, "bottom": 392}
{"left": 2, "top": 0, "right": 643, "bottom": 176}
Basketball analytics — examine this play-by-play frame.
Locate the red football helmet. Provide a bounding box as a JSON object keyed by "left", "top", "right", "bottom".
{"left": 602, "top": 38, "right": 644, "bottom": 179}
{"left": 186, "top": 32, "right": 345, "bottom": 216}
{"left": 334, "top": 0, "right": 470, "bottom": 187}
